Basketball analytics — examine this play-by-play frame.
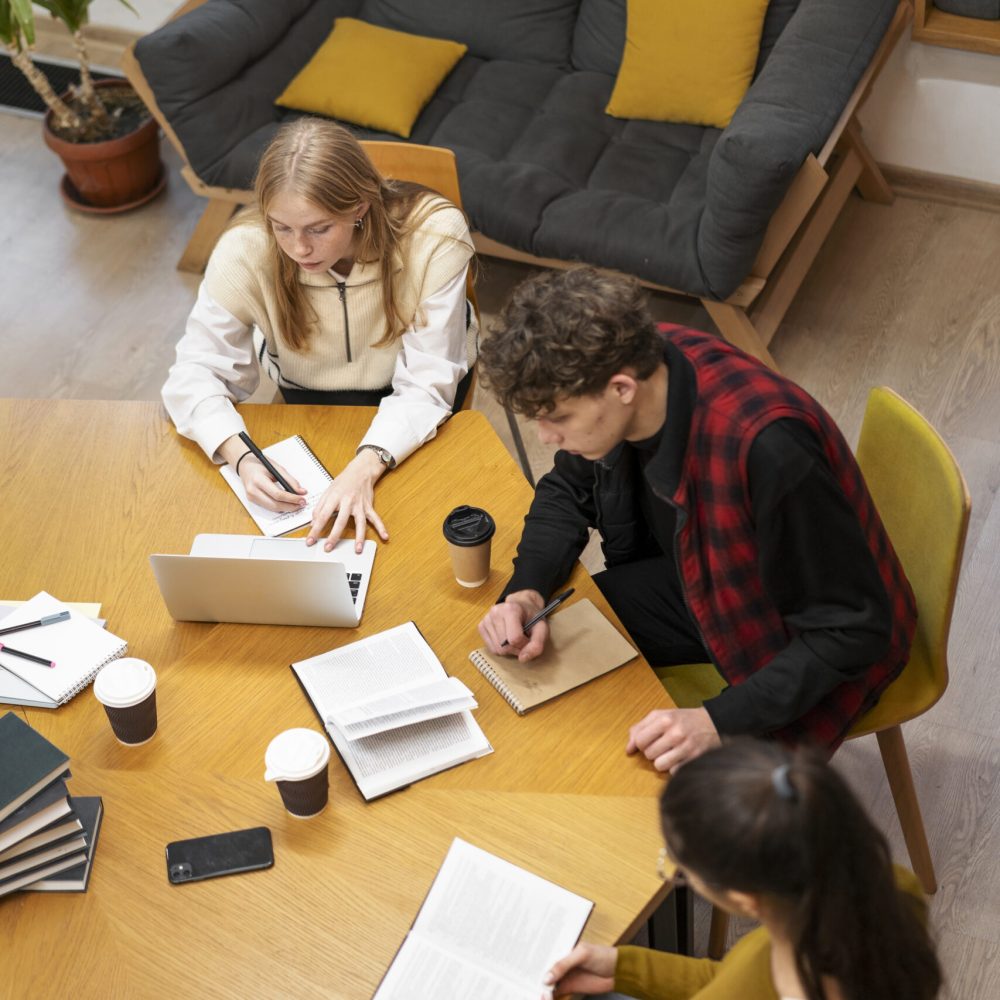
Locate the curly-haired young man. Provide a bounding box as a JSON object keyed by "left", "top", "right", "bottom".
{"left": 477, "top": 267, "right": 915, "bottom": 772}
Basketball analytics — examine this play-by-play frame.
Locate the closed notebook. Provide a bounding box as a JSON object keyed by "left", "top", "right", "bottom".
{"left": 0, "top": 592, "right": 127, "bottom": 707}
{"left": 25, "top": 796, "right": 103, "bottom": 892}
{"left": 469, "top": 598, "right": 637, "bottom": 714}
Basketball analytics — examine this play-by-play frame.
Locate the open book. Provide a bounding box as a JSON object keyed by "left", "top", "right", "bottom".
{"left": 469, "top": 598, "right": 637, "bottom": 714}
{"left": 291, "top": 623, "right": 491, "bottom": 800}
{"left": 220, "top": 435, "right": 333, "bottom": 536}
{"left": 374, "top": 838, "right": 593, "bottom": 999}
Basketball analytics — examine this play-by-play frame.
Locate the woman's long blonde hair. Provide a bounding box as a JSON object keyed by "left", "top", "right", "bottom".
{"left": 252, "top": 118, "right": 446, "bottom": 351}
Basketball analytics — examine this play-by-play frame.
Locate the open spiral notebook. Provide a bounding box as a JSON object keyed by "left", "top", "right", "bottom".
{"left": 468, "top": 598, "right": 637, "bottom": 715}
{"left": 0, "top": 592, "right": 127, "bottom": 708}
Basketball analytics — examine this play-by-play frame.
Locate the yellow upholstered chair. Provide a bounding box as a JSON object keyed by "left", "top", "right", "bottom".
{"left": 660, "top": 386, "right": 970, "bottom": 954}
{"left": 361, "top": 141, "right": 479, "bottom": 414}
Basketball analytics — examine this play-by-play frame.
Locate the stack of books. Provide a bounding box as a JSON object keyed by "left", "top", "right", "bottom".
{"left": 0, "top": 712, "right": 103, "bottom": 896}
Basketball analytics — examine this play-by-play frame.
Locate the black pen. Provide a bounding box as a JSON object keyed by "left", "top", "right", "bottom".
{"left": 0, "top": 610, "right": 70, "bottom": 637}
{"left": 237, "top": 431, "right": 297, "bottom": 495}
{"left": 0, "top": 643, "right": 56, "bottom": 669}
{"left": 501, "top": 588, "right": 575, "bottom": 648}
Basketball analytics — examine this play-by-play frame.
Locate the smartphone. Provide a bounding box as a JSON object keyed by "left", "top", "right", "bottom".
{"left": 165, "top": 826, "right": 274, "bottom": 884}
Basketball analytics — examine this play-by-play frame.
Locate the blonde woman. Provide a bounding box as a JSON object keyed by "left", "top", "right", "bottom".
{"left": 162, "top": 118, "right": 476, "bottom": 551}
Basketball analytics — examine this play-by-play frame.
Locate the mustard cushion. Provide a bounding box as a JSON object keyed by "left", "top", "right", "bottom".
{"left": 275, "top": 18, "right": 467, "bottom": 139}
{"left": 606, "top": 0, "right": 771, "bottom": 129}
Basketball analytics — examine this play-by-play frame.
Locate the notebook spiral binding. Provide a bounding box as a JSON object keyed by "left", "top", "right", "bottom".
{"left": 292, "top": 436, "right": 333, "bottom": 483}
{"left": 61, "top": 645, "right": 127, "bottom": 702}
{"left": 468, "top": 651, "right": 525, "bottom": 715}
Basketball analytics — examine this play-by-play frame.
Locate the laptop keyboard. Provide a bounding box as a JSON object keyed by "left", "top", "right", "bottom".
{"left": 349, "top": 573, "right": 363, "bottom": 604}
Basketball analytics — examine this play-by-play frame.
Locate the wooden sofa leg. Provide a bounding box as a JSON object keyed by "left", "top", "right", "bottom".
{"left": 701, "top": 300, "right": 779, "bottom": 370}
{"left": 707, "top": 905, "right": 729, "bottom": 960}
{"left": 876, "top": 725, "right": 937, "bottom": 894}
{"left": 178, "top": 198, "right": 239, "bottom": 274}
{"left": 844, "top": 119, "right": 894, "bottom": 206}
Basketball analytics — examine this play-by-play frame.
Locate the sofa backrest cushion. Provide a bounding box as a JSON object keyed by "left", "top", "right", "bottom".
{"left": 360, "top": 0, "right": 580, "bottom": 65}
{"left": 572, "top": 0, "right": 802, "bottom": 76}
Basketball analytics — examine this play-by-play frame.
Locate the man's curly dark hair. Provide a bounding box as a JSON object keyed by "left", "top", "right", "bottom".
{"left": 478, "top": 266, "right": 664, "bottom": 416}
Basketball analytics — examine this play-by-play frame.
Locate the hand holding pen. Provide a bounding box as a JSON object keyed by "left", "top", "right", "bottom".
{"left": 234, "top": 431, "right": 307, "bottom": 512}
{"left": 500, "top": 588, "right": 575, "bottom": 648}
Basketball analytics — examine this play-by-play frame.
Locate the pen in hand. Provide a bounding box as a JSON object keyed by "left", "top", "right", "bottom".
{"left": 0, "top": 643, "right": 56, "bottom": 669}
{"left": 501, "top": 588, "right": 575, "bottom": 648}
{"left": 237, "top": 431, "right": 298, "bottom": 496}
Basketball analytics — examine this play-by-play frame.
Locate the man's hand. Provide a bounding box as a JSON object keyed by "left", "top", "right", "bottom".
{"left": 477, "top": 590, "right": 549, "bottom": 662}
{"left": 306, "top": 450, "right": 389, "bottom": 554}
{"left": 544, "top": 942, "right": 617, "bottom": 997}
{"left": 626, "top": 707, "right": 721, "bottom": 774}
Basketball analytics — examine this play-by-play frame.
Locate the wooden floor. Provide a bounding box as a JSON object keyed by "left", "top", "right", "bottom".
{"left": 4, "top": 114, "right": 1000, "bottom": 998}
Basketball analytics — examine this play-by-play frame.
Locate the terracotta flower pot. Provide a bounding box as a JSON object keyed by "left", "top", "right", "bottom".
{"left": 43, "top": 79, "right": 164, "bottom": 212}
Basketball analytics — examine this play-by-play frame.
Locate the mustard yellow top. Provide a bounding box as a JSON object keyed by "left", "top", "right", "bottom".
{"left": 615, "top": 868, "right": 925, "bottom": 1000}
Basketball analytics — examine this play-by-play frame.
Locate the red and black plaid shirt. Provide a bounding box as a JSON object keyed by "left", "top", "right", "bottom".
{"left": 666, "top": 327, "right": 917, "bottom": 749}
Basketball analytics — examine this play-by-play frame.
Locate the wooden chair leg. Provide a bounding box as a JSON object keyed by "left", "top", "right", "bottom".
{"left": 876, "top": 725, "right": 937, "bottom": 894}
{"left": 843, "top": 119, "right": 894, "bottom": 206}
{"left": 177, "top": 198, "right": 239, "bottom": 274}
{"left": 707, "top": 905, "right": 730, "bottom": 960}
{"left": 504, "top": 405, "right": 536, "bottom": 487}
{"left": 701, "top": 300, "right": 779, "bottom": 371}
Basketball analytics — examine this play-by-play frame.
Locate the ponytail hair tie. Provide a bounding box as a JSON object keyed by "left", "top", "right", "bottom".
{"left": 772, "top": 763, "right": 797, "bottom": 802}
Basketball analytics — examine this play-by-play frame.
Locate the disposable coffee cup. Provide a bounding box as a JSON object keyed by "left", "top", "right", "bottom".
{"left": 93, "top": 658, "right": 158, "bottom": 746}
{"left": 442, "top": 505, "right": 496, "bottom": 588}
{"left": 264, "top": 728, "right": 330, "bottom": 819}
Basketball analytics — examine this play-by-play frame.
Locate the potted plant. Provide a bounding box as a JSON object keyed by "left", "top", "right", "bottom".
{"left": 0, "top": 0, "right": 164, "bottom": 212}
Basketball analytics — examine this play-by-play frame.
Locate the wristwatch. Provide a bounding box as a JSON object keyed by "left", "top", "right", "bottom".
{"left": 356, "top": 444, "right": 396, "bottom": 469}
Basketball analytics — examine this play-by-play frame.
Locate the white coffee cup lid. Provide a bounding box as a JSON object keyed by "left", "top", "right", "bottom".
{"left": 264, "top": 728, "right": 330, "bottom": 782}
{"left": 93, "top": 658, "right": 156, "bottom": 708}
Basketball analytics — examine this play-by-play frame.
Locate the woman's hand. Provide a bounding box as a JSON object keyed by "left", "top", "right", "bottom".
{"left": 239, "top": 456, "right": 307, "bottom": 512}
{"left": 544, "top": 942, "right": 617, "bottom": 997}
{"left": 306, "top": 450, "right": 389, "bottom": 553}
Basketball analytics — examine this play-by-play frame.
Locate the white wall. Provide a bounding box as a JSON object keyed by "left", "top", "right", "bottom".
{"left": 859, "top": 36, "right": 1000, "bottom": 186}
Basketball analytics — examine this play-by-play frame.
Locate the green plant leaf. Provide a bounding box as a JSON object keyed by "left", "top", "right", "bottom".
{"left": 4, "top": 0, "right": 36, "bottom": 46}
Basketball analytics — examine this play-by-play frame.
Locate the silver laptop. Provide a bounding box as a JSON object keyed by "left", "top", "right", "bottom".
{"left": 149, "top": 534, "right": 376, "bottom": 627}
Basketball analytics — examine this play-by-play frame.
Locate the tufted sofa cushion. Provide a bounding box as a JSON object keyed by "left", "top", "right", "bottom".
{"left": 136, "top": 0, "right": 897, "bottom": 300}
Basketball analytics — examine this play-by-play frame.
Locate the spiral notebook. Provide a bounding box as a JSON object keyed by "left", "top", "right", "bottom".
{"left": 468, "top": 598, "right": 637, "bottom": 715}
{"left": 220, "top": 434, "right": 334, "bottom": 536}
{"left": 0, "top": 592, "right": 127, "bottom": 708}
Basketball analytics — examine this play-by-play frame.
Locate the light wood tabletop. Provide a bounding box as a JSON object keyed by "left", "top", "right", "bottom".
{"left": 0, "top": 400, "right": 674, "bottom": 1000}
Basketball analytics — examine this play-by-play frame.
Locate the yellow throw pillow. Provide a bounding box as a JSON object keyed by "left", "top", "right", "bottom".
{"left": 275, "top": 18, "right": 467, "bottom": 139}
{"left": 606, "top": 0, "right": 771, "bottom": 129}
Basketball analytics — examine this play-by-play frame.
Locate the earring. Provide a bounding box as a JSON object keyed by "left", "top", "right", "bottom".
{"left": 354, "top": 217, "right": 364, "bottom": 230}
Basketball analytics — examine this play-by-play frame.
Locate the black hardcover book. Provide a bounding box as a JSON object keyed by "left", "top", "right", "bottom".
{"left": 0, "top": 849, "right": 87, "bottom": 897}
{"left": 0, "top": 712, "right": 70, "bottom": 823}
{"left": 25, "top": 797, "right": 103, "bottom": 893}
{"left": 0, "top": 828, "right": 88, "bottom": 881}
{"left": 0, "top": 777, "right": 73, "bottom": 854}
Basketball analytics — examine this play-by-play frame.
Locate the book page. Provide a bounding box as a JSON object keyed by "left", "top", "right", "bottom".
{"left": 412, "top": 839, "right": 592, "bottom": 989}
{"left": 294, "top": 623, "right": 447, "bottom": 711}
{"left": 332, "top": 677, "right": 476, "bottom": 740}
{"left": 219, "top": 436, "right": 333, "bottom": 537}
{"left": 330, "top": 712, "right": 490, "bottom": 800}
{"left": 376, "top": 839, "right": 592, "bottom": 998}
{"left": 374, "top": 935, "right": 541, "bottom": 1000}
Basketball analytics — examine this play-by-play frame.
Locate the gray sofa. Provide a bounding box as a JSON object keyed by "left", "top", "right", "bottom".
{"left": 129, "top": 0, "right": 906, "bottom": 362}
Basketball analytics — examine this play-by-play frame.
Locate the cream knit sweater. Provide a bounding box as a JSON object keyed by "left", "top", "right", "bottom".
{"left": 203, "top": 196, "right": 475, "bottom": 392}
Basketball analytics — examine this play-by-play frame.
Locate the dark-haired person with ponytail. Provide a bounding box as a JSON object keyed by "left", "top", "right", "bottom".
{"left": 544, "top": 739, "right": 941, "bottom": 1000}
{"left": 162, "top": 118, "right": 476, "bottom": 554}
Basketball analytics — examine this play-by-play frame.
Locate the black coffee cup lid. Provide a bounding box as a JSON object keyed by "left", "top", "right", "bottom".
{"left": 443, "top": 505, "right": 496, "bottom": 546}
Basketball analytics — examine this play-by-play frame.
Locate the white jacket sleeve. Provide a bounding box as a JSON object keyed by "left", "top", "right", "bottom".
{"left": 358, "top": 266, "right": 472, "bottom": 466}
{"left": 161, "top": 283, "right": 261, "bottom": 462}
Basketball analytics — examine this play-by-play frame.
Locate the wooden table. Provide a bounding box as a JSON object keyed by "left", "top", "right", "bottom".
{"left": 0, "top": 400, "right": 673, "bottom": 1000}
